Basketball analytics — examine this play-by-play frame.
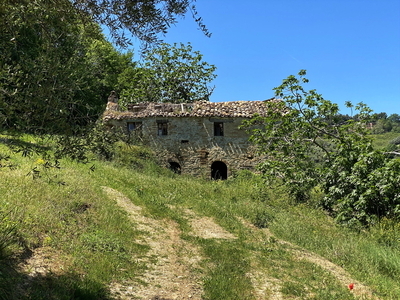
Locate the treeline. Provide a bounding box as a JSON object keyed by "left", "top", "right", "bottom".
{"left": 336, "top": 112, "right": 400, "bottom": 133}
{"left": 370, "top": 113, "right": 400, "bottom": 133}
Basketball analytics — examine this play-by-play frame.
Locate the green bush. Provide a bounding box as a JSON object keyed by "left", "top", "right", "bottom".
{"left": 252, "top": 208, "right": 274, "bottom": 228}
{"left": 323, "top": 151, "right": 400, "bottom": 226}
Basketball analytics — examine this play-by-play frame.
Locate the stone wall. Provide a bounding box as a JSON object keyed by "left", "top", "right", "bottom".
{"left": 108, "top": 116, "right": 262, "bottom": 179}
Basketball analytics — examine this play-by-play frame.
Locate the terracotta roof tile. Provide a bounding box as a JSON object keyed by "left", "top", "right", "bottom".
{"left": 103, "top": 100, "right": 276, "bottom": 121}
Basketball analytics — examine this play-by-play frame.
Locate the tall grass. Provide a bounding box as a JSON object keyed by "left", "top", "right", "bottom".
{"left": 0, "top": 209, "right": 19, "bottom": 300}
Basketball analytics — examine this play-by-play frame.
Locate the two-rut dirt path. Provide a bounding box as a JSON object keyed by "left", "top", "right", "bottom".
{"left": 102, "top": 186, "right": 379, "bottom": 300}
{"left": 102, "top": 186, "right": 235, "bottom": 300}
{"left": 18, "top": 187, "right": 380, "bottom": 300}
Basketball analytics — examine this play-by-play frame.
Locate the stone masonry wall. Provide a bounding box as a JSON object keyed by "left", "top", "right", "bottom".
{"left": 108, "top": 116, "right": 262, "bottom": 178}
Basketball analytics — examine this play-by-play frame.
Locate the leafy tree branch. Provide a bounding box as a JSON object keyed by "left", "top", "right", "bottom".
{"left": 244, "top": 70, "right": 400, "bottom": 226}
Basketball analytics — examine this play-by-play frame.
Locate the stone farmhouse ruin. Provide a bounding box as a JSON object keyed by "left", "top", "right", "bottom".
{"left": 102, "top": 92, "right": 273, "bottom": 179}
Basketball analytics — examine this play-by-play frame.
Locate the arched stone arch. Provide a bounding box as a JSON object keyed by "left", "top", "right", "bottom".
{"left": 168, "top": 161, "right": 181, "bottom": 174}
{"left": 211, "top": 161, "right": 228, "bottom": 180}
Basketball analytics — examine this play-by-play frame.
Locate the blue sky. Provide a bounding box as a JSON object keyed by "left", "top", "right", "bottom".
{"left": 130, "top": 0, "right": 400, "bottom": 115}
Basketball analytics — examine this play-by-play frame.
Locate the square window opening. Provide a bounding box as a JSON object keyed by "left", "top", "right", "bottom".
{"left": 158, "top": 122, "right": 168, "bottom": 136}
{"left": 214, "top": 122, "right": 224, "bottom": 136}
{"left": 127, "top": 122, "right": 142, "bottom": 133}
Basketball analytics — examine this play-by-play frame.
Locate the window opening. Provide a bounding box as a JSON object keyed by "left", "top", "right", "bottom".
{"left": 127, "top": 122, "right": 142, "bottom": 132}
{"left": 214, "top": 122, "right": 224, "bottom": 136}
{"left": 211, "top": 161, "right": 228, "bottom": 180}
{"left": 158, "top": 122, "right": 168, "bottom": 136}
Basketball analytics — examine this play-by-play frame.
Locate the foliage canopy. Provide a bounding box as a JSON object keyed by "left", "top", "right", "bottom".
{"left": 71, "top": 0, "right": 211, "bottom": 47}
{"left": 120, "top": 42, "right": 217, "bottom": 104}
{"left": 3, "top": 0, "right": 209, "bottom": 48}
{"left": 0, "top": 0, "right": 209, "bottom": 134}
{"left": 0, "top": 1, "right": 137, "bottom": 133}
{"left": 244, "top": 70, "right": 400, "bottom": 226}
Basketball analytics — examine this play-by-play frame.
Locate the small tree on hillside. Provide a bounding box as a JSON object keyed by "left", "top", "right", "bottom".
{"left": 243, "top": 70, "right": 400, "bottom": 226}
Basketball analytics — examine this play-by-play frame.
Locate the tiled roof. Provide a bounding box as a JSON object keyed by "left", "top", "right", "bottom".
{"left": 103, "top": 99, "right": 276, "bottom": 121}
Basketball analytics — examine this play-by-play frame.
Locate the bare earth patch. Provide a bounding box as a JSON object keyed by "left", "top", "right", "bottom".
{"left": 238, "top": 218, "right": 284, "bottom": 299}
{"left": 292, "top": 249, "right": 380, "bottom": 300}
{"left": 18, "top": 246, "right": 69, "bottom": 278}
{"left": 246, "top": 271, "right": 284, "bottom": 300}
{"left": 183, "top": 208, "right": 237, "bottom": 240}
{"left": 15, "top": 246, "right": 73, "bottom": 299}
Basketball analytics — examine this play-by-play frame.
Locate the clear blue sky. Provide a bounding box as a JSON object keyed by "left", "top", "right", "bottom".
{"left": 130, "top": 0, "right": 400, "bottom": 115}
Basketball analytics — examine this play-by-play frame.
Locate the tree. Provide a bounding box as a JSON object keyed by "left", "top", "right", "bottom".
{"left": 372, "top": 119, "right": 392, "bottom": 134}
{"left": 83, "top": 35, "right": 138, "bottom": 111}
{"left": 120, "top": 42, "right": 217, "bottom": 104}
{"left": 1, "top": 0, "right": 89, "bottom": 132}
{"left": 388, "top": 113, "right": 400, "bottom": 123}
{"left": 387, "top": 114, "right": 400, "bottom": 132}
{"left": 0, "top": 0, "right": 211, "bottom": 47}
{"left": 3, "top": 0, "right": 209, "bottom": 48}
{"left": 244, "top": 70, "right": 400, "bottom": 226}
{"left": 71, "top": 0, "right": 211, "bottom": 47}
{"left": 0, "top": 1, "right": 138, "bottom": 133}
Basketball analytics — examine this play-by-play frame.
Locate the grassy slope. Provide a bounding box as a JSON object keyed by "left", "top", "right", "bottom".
{"left": 371, "top": 132, "right": 400, "bottom": 150}
{"left": 1, "top": 134, "right": 399, "bottom": 299}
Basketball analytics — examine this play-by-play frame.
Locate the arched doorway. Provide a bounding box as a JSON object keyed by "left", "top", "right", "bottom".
{"left": 211, "top": 161, "right": 228, "bottom": 180}
{"left": 169, "top": 161, "right": 181, "bottom": 174}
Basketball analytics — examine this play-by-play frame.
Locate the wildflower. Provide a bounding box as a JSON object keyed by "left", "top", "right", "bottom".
{"left": 36, "top": 158, "right": 45, "bottom": 165}
{"left": 348, "top": 283, "right": 354, "bottom": 290}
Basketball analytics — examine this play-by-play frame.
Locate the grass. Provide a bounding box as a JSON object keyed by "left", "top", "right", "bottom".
{"left": 1, "top": 132, "right": 400, "bottom": 299}
{"left": 269, "top": 205, "right": 400, "bottom": 299}
{"left": 370, "top": 131, "right": 400, "bottom": 150}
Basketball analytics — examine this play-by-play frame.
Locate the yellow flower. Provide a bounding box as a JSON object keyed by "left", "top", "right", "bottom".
{"left": 36, "top": 158, "right": 45, "bottom": 165}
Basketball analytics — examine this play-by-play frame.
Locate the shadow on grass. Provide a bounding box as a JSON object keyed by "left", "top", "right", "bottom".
{"left": 1, "top": 251, "right": 112, "bottom": 300}
{"left": 13, "top": 272, "right": 113, "bottom": 300}
{"left": 1, "top": 265, "right": 113, "bottom": 300}
{"left": 0, "top": 137, "right": 50, "bottom": 155}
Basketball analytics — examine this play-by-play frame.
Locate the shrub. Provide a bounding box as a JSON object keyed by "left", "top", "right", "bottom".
{"left": 113, "top": 141, "right": 154, "bottom": 169}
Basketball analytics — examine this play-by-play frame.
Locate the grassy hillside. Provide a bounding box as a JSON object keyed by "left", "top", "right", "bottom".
{"left": 370, "top": 132, "right": 400, "bottom": 150}
{"left": 1, "top": 133, "right": 399, "bottom": 299}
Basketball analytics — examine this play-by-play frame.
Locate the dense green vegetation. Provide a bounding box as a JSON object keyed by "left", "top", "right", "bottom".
{"left": 119, "top": 42, "right": 217, "bottom": 105}
{"left": 244, "top": 70, "right": 400, "bottom": 227}
{"left": 1, "top": 0, "right": 132, "bottom": 132}
{"left": 0, "top": 133, "right": 399, "bottom": 299}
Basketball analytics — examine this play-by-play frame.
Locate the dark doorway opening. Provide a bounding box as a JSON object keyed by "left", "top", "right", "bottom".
{"left": 169, "top": 162, "right": 181, "bottom": 174}
{"left": 211, "top": 161, "right": 227, "bottom": 180}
